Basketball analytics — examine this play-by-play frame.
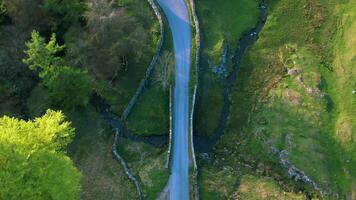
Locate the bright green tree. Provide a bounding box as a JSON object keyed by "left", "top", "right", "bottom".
{"left": 23, "top": 31, "right": 92, "bottom": 109}
{"left": 0, "top": 110, "right": 81, "bottom": 200}
{"left": 23, "top": 31, "right": 65, "bottom": 84}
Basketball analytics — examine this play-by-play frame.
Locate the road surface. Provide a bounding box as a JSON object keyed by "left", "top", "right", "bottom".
{"left": 156, "top": 0, "right": 191, "bottom": 199}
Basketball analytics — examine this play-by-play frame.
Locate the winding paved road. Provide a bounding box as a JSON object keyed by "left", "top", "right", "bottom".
{"left": 156, "top": 0, "right": 191, "bottom": 199}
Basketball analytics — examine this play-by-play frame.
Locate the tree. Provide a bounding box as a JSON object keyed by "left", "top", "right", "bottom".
{"left": 69, "top": 0, "right": 149, "bottom": 80}
{"left": 2, "top": 0, "right": 48, "bottom": 30}
{"left": 23, "top": 30, "right": 92, "bottom": 109}
{"left": 0, "top": 109, "right": 81, "bottom": 200}
{"left": 48, "top": 67, "right": 91, "bottom": 110}
{"left": 23, "top": 31, "right": 65, "bottom": 84}
{"left": 0, "top": 0, "right": 7, "bottom": 24}
{"left": 23, "top": 31, "right": 65, "bottom": 70}
{"left": 154, "top": 51, "right": 175, "bottom": 91}
{"left": 43, "top": 0, "right": 86, "bottom": 30}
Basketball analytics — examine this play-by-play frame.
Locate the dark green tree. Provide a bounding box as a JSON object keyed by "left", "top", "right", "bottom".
{"left": 0, "top": 0, "right": 7, "bottom": 23}
{"left": 43, "top": 0, "right": 86, "bottom": 29}
{"left": 48, "top": 67, "right": 91, "bottom": 110}
{"left": 23, "top": 30, "right": 92, "bottom": 110}
{"left": 0, "top": 109, "right": 81, "bottom": 200}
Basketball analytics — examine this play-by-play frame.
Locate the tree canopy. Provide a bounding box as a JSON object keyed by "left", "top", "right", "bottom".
{"left": 48, "top": 67, "right": 91, "bottom": 110}
{"left": 23, "top": 31, "right": 65, "bottom": 83}
{"left": 0, "top": 109, "right": 81, "bottom": 200}
{"left": 23, "top": 30, "right": 92, "bottom": 110}
{"left": 1, "top": 0, "right": 85, "bottom": 30}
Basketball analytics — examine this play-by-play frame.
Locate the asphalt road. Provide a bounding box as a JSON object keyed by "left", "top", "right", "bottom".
{"left": 156, "top": 0, "right": 191, "bottom": 199}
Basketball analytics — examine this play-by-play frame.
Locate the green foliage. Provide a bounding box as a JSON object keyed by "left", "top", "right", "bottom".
{"left": 23, "top": 30, "right": 91, "bottom": 110}
{"left": 23, "top": 31, "right": 65, "bottom": 79}
{"left": 0, "top": 110, "right": 80, "bottom": 200}
{"left": 2, "top": 0, "right": 48, "bottom": 30}
{"left": 48, "top": 67, "right": 91, "bottom": 110}
{"left": 67, "top": 0, "right": 151, "bottom": 80}
{"left": 0, "top": 0, "right": 6, "bottom": 16}
{"left": 43, "top": 0, "right": 85, "bottom": 29}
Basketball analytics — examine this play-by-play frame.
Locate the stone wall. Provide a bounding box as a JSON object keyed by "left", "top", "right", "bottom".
{"left": 111, "top": 0, "right": 165, "bottom": 199}
{"left": 112, "top": 128, "right": 143, "bottom": 200}
{"left": 166, "top": 87, "right": 173, "bottom": 169}
{"left": 121, "top": 0, "right": 165, "bottom": 121}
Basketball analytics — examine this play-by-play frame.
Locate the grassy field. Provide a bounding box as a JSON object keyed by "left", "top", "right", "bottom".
{"left": 199, "top": 0, "right": 356, "bottom": 198}
{"left": 125, "top": 18, "right": 173, "bottom": 136}
{"left": 196, "top": 0, "right": 259, "bottom": 61}
{"left": 194, "top": 0, "right": 260, "bottom": 137}
{"left": 118, "top": 138, "right": 169, "bottom": 200}
{"left": 235, "top": 175, "right": 306, "bottom": 199}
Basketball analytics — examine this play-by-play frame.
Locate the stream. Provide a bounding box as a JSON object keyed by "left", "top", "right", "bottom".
{"left": 194, "top": 1, "right": 267, "bottom": 153}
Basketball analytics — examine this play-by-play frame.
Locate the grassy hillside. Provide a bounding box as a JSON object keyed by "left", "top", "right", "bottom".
{"left": 195, "top": 0, "right": 260, "bottom": 137}
{"left": 198, "top": 0, "right": 356, "bottom": 198}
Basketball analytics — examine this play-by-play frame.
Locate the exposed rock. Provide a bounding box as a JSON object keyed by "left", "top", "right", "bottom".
{"left": 288, "top": 68, "right": 301, "bottom": 75}
{"left": 306, "top": 87, "right": 313, "bottom": 94}
{"left": 209, "top": 45, "right": 229, "bottom": 78}
{"left": 296, "top": 75, "right": 303, "bottom": 84}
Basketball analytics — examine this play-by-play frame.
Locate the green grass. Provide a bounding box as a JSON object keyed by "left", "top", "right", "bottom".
{"left": 67, "top": 108, "right": 137, "bottom": 200}
{"left": 236, "top": 175, "right": 306, "bottom": 200}
{"left": 206, "top": 0, "right": 356, "bottom": 198}
{"left": 196, "top": 0, "right": 259, "bottom": 61}
{"left": 198, "top": 164, "right": 236, "bottom": 199}
{"left": 125, "top": 15, "right": 173, "bottom": 136}
{"left": 194, "top": 0, "right": 260, "bottom": 137}
{"left": 325, "top": 3, "right": 356, "bottom": 148}
{"left": 118, "top": 138, "right": 169, "bottom": 200}
{"left": 125, "top": 84, "right": 169, "bottom": 135}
